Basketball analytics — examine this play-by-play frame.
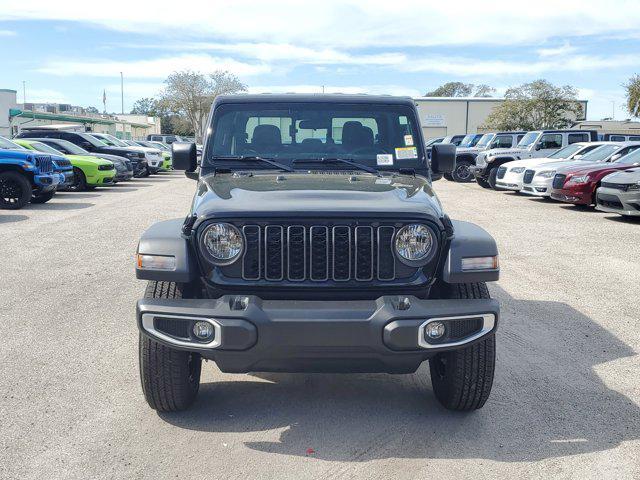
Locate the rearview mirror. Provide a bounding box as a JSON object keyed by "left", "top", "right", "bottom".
{"left": 173, "top": 142, "right": 198, "bottom": 173}
{"left": 610, "top": 154, "right": 621, "bottom": 162}
{"left": 430, "top": 143, "right": 456, "bottom": 175}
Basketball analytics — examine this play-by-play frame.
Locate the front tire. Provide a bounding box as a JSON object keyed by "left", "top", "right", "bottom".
{"left": 487, "top": 167, "right": 499, "bottom": 189}
{"left": 0, "top": 171, "right": 32, "bottom": 209}
{"left": 68, "top": 167, "right": 87, "bottom": 192}
{"left": 451, "top": 160, "right": 475, "bottom": 183}
{"left": 139, "top": 281, "right": 202, "bottom": 412}
{"left": 429, "top": 282, "right": 496, "bottom": 411}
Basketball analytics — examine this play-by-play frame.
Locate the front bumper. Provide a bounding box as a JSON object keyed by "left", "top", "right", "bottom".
{"left": 550, "top": 186, "right": 593, "bottom": 205}
{"left": 470, "top": 165, "right": 489, "bottom": 180}
{"left": 57, "top": 170, "right": 75, "bottom": 189}
{"left": 33, "top": 173, "right": 60, "bottom": 192}
{"left": 596, "top": 187, "right": 640, "bottom": 216}
{"left": 137, "top": 295, "right": 499, "bottom": 374}
{"left": 115, "top": 170, "right": 134, "bottom": 181}
{"left": 521, "top": 177, "right": 553, "bottom": 197}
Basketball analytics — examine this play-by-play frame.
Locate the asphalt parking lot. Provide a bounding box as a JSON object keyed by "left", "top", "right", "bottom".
{"left": 1, "top": 174, "right": 639, "bottom": 480}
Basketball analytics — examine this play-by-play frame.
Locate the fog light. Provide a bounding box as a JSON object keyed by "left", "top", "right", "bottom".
{"left": 425, "top": 321, "right": 446, "bottom": 340}
{"left": 193, "top": 321, "right": 214, "bottom": 340}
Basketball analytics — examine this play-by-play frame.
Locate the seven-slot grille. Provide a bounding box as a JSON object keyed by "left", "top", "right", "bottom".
{"left": 34, "top": 155, "right": 53, "bottom": 173}
{"left": 523, "top": 169, "right": 535, "bottom": 184}
{"left": 552, "top": 174, "right": 567, "bottom": 189}
{"left": 240, "top": 224, "right": 398, "bottom": 282}
{"left": 496, "top": 166, "right": 507, "bottom": 179}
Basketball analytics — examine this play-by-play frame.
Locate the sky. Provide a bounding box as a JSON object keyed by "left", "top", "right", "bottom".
{"left": 0, "top": 0, "right": 639, "bottom": 120}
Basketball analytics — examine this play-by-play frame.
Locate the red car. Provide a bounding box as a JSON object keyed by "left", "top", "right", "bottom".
{"left": 550, "top": 148, "right": 640, "bottom": 205}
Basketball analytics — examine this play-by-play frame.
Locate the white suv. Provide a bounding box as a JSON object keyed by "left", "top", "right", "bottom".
{"left": 472, "top": 129, "right": 597, "bottom": 189}
{"left": 90, "top": 133, "right": 164, "bottom": 173}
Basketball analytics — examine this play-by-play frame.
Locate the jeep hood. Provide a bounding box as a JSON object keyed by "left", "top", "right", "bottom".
{"left": 0, "top": 149, "right": 37, "bottom": 160}
{"left": 192, "top": 172, "right": 443, "bottom": 219}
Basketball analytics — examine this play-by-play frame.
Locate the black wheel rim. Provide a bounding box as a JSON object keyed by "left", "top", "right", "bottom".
{"left": 0, "top": 178, "right": 24, "bottom": 205}
{"left": 454, "top": 164, "right": 471, "bottom": 180}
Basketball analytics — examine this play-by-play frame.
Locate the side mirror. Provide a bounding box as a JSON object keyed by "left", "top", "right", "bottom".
{"left": 535, "top": 143, "right": 543, "bottom": 151}
{"left": 172, "top": 142, "right": 198, "bottom": 172}
{"left": 573, "top": 154, "right": 583, "bottom": 159}
{"left": 431, "top": 143, "right": 456, "bottom": 174}
{"left": 81, "top": 142, "right": 94, "bottom": 151}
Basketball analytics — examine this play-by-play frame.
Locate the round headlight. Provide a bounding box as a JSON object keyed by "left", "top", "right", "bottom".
{"left": 395, "top": 224, "right": 435, "bottom": 264}
{"left": 200, "top": 223, "right": 243, "bottom": 264}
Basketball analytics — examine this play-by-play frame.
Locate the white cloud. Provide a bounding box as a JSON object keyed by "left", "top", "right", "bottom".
{"left": 23, "top": 88, "right": 69, "bottom": 103}
{"left": 36, "top": 54, "right": 270, "bottom": 78}
{"left": 0, "top": 29, "right": 16, "bottom": 36}
{"left": 3, "top": 0, "right": 640, "bottom": 48}
{"left": 249, "top": 84, "right": 422, "bottom": 97}
{"left": 537, "top": 42, "right": 577, "bottom": 57}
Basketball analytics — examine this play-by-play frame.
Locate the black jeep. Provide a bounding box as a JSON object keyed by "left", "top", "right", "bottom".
{"left": 135, "top": 94, "right": 500, "bottom": 412}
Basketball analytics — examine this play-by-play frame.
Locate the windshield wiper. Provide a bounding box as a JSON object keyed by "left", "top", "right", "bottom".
{"left": 293, "top": 157, "right": 380, "bottom": 175}
{"left": 211, "top": 155, "right": 295, "bottom": 172}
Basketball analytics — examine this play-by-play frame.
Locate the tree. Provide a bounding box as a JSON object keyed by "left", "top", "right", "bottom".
{"left": 85, "top": 106, "right": 99, "bottom": 114}
{"left": 131, "top": 97, "right": 160, "bottom": 116}
{"left": 426, "top": 82, "right": 495, "bottom": 98}
{"left": 160, "top": 70, "right": 247, "bottom": 141}
{"left": 483, "top": 79, "right": 583, "bottom": 131}
{"left": 624, "top": 74, "right": 640, "bottom": 118}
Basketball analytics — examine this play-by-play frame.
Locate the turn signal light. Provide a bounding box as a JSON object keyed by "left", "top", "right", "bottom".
{"left": 461, "top": 256, "right": 499, "bottom": 271}
{"left": 136, "top": 254, "right": 176, "bottom": 271}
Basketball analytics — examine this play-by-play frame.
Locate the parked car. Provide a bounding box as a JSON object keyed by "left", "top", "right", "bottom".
{"left": 12, "top": 140, "right": 77, "bottom": 190}
{"left": 88, "top": 133, "right": 163, "bottom": 174}
{"left": 147, "top": 134, "right": 187, "bottom": 144}
{"left": 15, "top": 139, "right": 116, "bottom": 191}
{"left": 520, "top": 142, "right": 640, "bottom": 197}
{"left": 550, "top": 146, "right": 640, "bottom": 205}
{"left": 15, "top": 130, "right": 146, "bottom": 177}
{"left": 135, "top": 93, "right": 501, "bottom": 413}
{"left": 34, "top": 138, "right": 142, "bottom": 182}
{"left": 472, "top": 129, "right": 598, "bottom": 189}
{"left": 441, "top": 134, "right": 466, "bottom": 146}
{"left": 0, "top": 136, "right": 60, "bottom": 208}
{"left": 596, "top": 167, "right": 640, "bottom": 217}
{"left": 494, "top": 142, "right": 608, "bottom": 193}
{"left": 601, "top": 134, "right": 640, "bottom": 141}
{"left": 128, "top": 140, "right": 172, "bottom": 171}
{"left": 451, "top": 131, "right": 526, "bottom": 183}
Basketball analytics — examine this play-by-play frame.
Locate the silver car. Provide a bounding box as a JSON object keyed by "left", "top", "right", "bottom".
{"left": 596, "top": 167, "right": 640, "bottom": 217}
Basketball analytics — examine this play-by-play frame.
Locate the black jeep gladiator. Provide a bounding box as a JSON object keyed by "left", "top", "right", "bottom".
{"left": 135, "top": 94, "right": 500, "bottom": 412}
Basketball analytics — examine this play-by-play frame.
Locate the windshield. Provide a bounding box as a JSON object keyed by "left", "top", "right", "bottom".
{"left": 615, "top": 148, "right": 640, "bottom": 164}
{"left": 548, "top": 144, "right": 583, "bottom": 159}
{"left": 579, "top": 144, "right": 620, "bottom": 162}
{"left": 150, "top": 141, "right": 169, "bottom": 150}
{"left": 80, "top": 133, "right": 108, "bottom": 147}
{"left": 28, "top": 142, "right": 64, "bottom": 155}
{"left": 95, "top": 134, "right": 128, "bottom": 147}
{"left": 476, "top": 134, "right": 495, "bottom": 147}
{"left": 45, "top": 139, "right": 88, "bottom": 155}
{"left": 424, "top": 137, "right": 442, "bottom": 147}
{"left": 207, "top": 102, "right": 424, "bottom": 171}
{"left": 517, "top": 132, "right": 540, "bottom": 148}
{"left": 0, "top": 137, "right": 26, "bottom": 150}
{"left": 458, "top": 134, "right": 479, "bottom": 148}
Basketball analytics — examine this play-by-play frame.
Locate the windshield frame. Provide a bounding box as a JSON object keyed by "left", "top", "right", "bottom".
{"left": 517, "top": 132, "right": 540, "bottom": 148}
{"left": 203, "top": 101, "right": 427, "bottom": 175}
{"left": 547, "top": 144, "right": 583, "bottom": 160}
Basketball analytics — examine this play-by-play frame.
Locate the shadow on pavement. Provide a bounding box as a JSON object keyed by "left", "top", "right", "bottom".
{"left": 0, "top": 214, "right": 28, "bottom": 224}
{"left": 602, "top": 214, "right": 640, "bottom": 225}
{"left": 159, "top": 285, "right": 638, "bottom": 463}
{"left": 27, "top": 202, "right": 94, "bottom": 210}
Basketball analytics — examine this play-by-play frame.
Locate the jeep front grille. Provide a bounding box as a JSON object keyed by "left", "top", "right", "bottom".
{"left": 34, "top": 155, "right": 53, "bottom": 173}
{"left": 523, "top": 169, "right": 535, "bottom": 184}
{"left": 240, "top": 223, "right": 398, "bottom": 282}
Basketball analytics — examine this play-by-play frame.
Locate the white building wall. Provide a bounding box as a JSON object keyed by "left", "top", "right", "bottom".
{"left": 0, "top": 89, "right": 18, "bottom": 137}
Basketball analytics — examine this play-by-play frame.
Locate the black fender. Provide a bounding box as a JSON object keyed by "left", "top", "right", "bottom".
{"left": 487, "top": 156, "right": 518, "bottom": 169}
{"left": 135, "top": 218, "right": 198, "bottom": 283}
{"left": 442, "top": 220, "right": 499, "bottom": 284}
{"left": 455, "top": 153, "right": 477, "bottom": 164}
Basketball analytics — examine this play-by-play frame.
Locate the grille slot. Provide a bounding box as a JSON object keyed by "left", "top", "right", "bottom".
{"left": 552, "top": 174, "right": 566, "bottom": 189}
{"left": 496, "top": 166, "right": 507, "bottom": 179}
{"left": 238, "top": 223, "right": 402, "bottom": 283}
{"left": 34, "top": 155, "right": 53, "bottom": 173}
{"left": 523, "top": 169, "right": 535, "bottom": 184}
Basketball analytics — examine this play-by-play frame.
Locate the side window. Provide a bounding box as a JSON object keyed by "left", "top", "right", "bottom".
{"left": 629, "top": 136, "right": 640, "bottom": 141}
{"left": 246, "top": 117, "right": 293, "bottom": 144}
{"left": 517, "top": 134, "right": 525, "bottom": 143}
{"left": 539, "top": 133, "right": 562, "bottom": 149}
{"left": 494, "top": 135, "right": 513, "bottom": 148}
{"left": 568, "top": 133, "right": 589, "bottom": 144}
{"left": 609, "top": 135, "right": 626, "bottom": 141}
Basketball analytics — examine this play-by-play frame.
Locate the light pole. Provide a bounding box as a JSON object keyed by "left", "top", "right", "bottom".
{"left": 22, "top": 81, "right": 26, "bottom": 104}
{"left": 120, "top": 72, "right": 124, "bottom": 115}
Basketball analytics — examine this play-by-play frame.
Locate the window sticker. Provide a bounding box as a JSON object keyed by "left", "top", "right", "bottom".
{"left": 395, "top": 147, "right": 418, "bottom": 160}
{"left": 376, "top": 154, "right": 394, "bottom": 166}
{"left": 404, "top": 135, "right": 414, "bottom": 146}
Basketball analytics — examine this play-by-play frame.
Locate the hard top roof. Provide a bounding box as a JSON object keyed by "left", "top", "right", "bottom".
{"left": 214, "top": 93, "right": 415, "bottom": 106}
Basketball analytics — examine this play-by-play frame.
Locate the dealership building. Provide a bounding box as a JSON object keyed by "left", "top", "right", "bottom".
{"left": 414, "top": 96, "right": 588, "bottom": 140}
{"left": 0, "top": 88, "right": 160, "bottom": 139}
